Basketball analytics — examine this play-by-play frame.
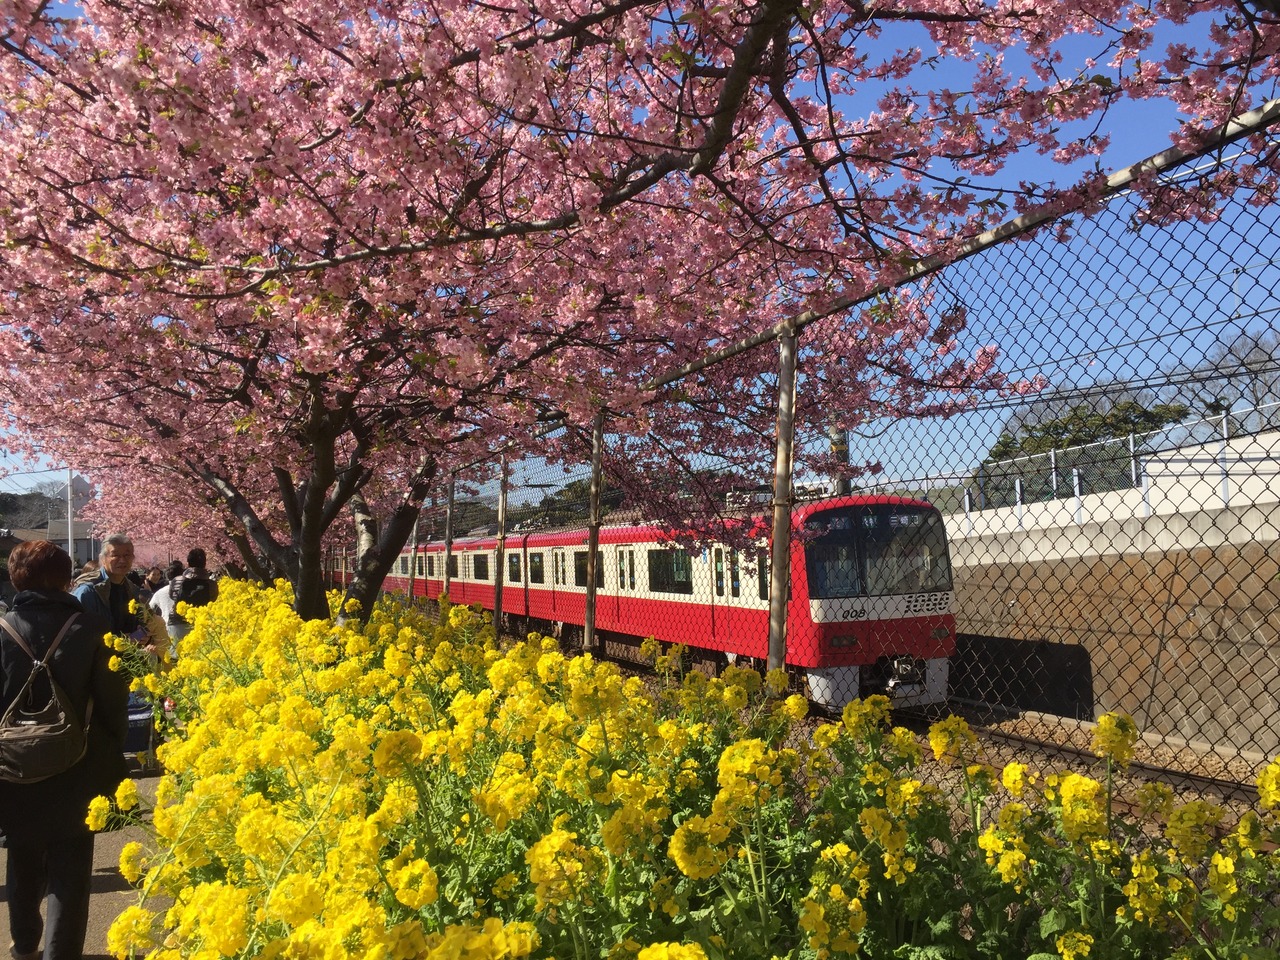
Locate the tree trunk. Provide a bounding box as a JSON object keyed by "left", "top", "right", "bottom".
{"left": 342, "top": 494, "right": 428, "bottom": 619}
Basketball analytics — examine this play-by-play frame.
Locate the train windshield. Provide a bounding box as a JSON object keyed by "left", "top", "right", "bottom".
{"left": 805, "top": 504, "right": 952, "bottom": 599}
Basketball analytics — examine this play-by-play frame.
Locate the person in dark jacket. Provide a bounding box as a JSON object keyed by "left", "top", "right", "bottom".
{"left": 0, "top": 540, "right": 129, "bottom": 960}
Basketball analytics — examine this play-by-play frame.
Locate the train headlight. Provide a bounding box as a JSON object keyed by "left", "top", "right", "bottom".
{"left": 931, "top": 626, "right": 951, "bottom": 640}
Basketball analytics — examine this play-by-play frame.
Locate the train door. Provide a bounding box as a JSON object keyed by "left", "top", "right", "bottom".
{"left": 551, "top": 548, "right": 568, "bottom": 618}
{"left": 611, "top": 545, "right": 636, "bottom": 627}
{"left": 711, "top": 546, "right": 728, "bottom": 638}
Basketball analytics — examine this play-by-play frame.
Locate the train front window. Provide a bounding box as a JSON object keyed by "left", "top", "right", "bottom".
{"left": 804, "top": 512, "right": 863, "bottom": 599}
{"left": 804, "top": 505, "right": 952, "bottom": 599}
{"left": 806, "top": 542, "right": 861, "bottom": 598}
{"left": 862, "top": 508, "right": 951, "bottom": 596}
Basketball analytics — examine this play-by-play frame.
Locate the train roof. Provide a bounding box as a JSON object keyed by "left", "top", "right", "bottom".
{"left": 411, "top": 493, "right": 937, "bottom": 551}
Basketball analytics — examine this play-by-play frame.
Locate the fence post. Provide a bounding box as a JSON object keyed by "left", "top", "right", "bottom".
{"left": 494, "top": 452, "right": 509, "bottom": 634}
{"left": 66, "top": 466, "right": 75, "bottom": 562}
{"left": 1073, "top": 468, "right": 1083, "bottom": 525}
{"left": 1141, "top": 463, "right": 1151, "bottom": 519}
{"left": 1015, "top": 477, "right": 1023, "bottom": 528}
{"left": 1050, "top": 448, "right": 1058, "bottom": 498}
{"left": 584, "top": 409, "right": 606, "bottom": 652}
{"left": 964, "top": 487, "right": 972, "bottom": 537}
{"left": 406, "top": 511, "right": 420, "bottom": 600}
{"left": 768, "top": 326, "right": 799, "bottom": 673}
{"left": 443, "top": 474, "right": 455, "bottom": 598}
{"left": 1219, "top": 412, "right": 1230, "bottom": 509}
{"left": 1129, "top": 432, "right": 1138, "bottom": 487}
{"left": 828, "top": 425, "right": 851, "bottom": 495}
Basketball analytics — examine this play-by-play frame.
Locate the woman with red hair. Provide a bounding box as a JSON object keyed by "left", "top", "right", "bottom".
{"left": 0, "top": 540, "right": 129, "bottom": 960}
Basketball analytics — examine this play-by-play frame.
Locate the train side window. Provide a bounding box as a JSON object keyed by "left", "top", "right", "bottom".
{"left": 757, "top": 550, "right": 770, "bottom": 601}
{"left": 508, "top": 553, "right": 521, "bottom": 583}
{"left": 399, "top": 556, "right": 409, "bottom": 575}
{"left": 416, "top": 555, "right": 425, "bottom": 577}
{"left": 617, "top": 552, "right": 627, "bottom": 591}
{"left": 648, "top": 549, "right": 694, "bottom": 595}
{"left": 730, "top": 550, "right": 740, "bottom": 597}
{"left": 714, "top": 548, "right": 725, "bottom": 597}
{"left": 529, "top": 553, "right": 545, "bottom": 584}
{"left": 447, "top": 555, "right": 458, "bottom": 579}
{"left": 474, "top": 553, "right": 490, "bottom": 581}
{"left": 427, "top": 555, "right": 435, "bottom": 577}
{"left": 628, "top": 551, "right": 635, "bottom": 590}
{"left": 574, "top": 550, "right": 603, "bottom": 588}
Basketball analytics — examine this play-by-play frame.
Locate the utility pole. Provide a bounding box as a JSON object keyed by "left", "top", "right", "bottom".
{"left": 66, "top": 467, "right": 75, "bottom": 563}
{"left": 767, "top": 327, "right": 799, "bottom": 673}
{"left": 584, "top": 410, "right": 605, "bottom": 652}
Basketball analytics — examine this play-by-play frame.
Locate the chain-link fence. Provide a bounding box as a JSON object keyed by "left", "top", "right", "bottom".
{"left": 378, "top": 107, "right": 1280, "bottom": 788}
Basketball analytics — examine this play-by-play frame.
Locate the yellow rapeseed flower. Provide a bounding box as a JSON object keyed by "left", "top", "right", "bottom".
{"left": 1057, "top": 773, "right": 1106, "bottom": 844}
{"left": 86, "top": 795, "right": 112, "bottom": 832}
{"left": 927, "top": 715, "right": 976, "bottom": 767}
{"left": 812, "top": 723, "right": 841, "bottom": 750}
{"left": 1165, "top": 799, "right": 1225, "bottom": 863}
{"left": 765, "top": 668, "right": 790, "bottom": 696}
{"left": 118, "top": 841, "right": 146, "bottom": 884}
{"left": 668, "top": 816, "right": 729, "bottom": 880}
{"left": 391, "top": 858, "right": 440, "bottom": 910}
{"left": 781, "top": 694, "right": 808, "bottom": 721}
{"left": 1091, "top": 712, "right": 1139, "bottom": 770}
{"left": 842, "top": 696, "right": 890, "bottom": 741}
{"left": 114, "top": 778, "right": 139, "bottom": 812}
{"left": 105, "top": 905, "right": 156, "bottom": 957}
{"left": 372, "top": 730, "right": 423, "bottom": 779}
{"left": 1056, "top": 930, "right": 1094, "bottom": 960}
{"left": 636, "top": 943, "right": 709, "bottom": 960}
{"left": 1002, "top": 761, "right": 1032, "bottom": 798}
{"left": 1257, "top": 757, "right": 1280, "bottom": 812}
{"left": 526, "top": 828, "right": 593, "bottom": 908}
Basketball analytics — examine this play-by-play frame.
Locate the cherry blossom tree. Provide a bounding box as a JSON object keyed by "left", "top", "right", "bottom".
{"left": 1, "top": 0, "right": 1277, "bottom": 618}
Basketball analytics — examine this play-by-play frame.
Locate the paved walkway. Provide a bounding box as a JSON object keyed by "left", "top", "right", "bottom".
{"left": 0, "top": 769, "right": 160, "bottom": 960}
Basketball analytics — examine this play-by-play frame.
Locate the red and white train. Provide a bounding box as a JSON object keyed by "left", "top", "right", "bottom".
{"left": 360, "top": 494, "right": 956, "bottom": 709}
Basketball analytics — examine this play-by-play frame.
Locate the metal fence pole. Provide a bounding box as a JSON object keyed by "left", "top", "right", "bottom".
{"left": 1073, "top": 468, "right": 1083, "bottom": 525}
{"left": 494, "top": 452, "right": 509, "bottom": 633}
{"left": 1015, "top": 478, "right": 1024, "bottom": 528}
{"left": 406, "top": 511, "right": 420, "bottom": 600}
{"left": 1050, "top": 448, "right": 1058, "bottom": 498}
{"left": 443, "top": 474, "right": 455, "bottom": 598}
{"left": 767, "top": 327, "right": 799, "bottom": 673}
{"left": 1220, "top": 412, "right": 1231, "bottom": 509}
{"left": 1129, "top": 432, "right": 1138, "bottom": 487}
{"left": 66, "top": 466, "right": 75, "bottom": 562}
{"left": 828, "top": 425, "right": 851, "bottom": 495}
{"left": 584, "top": 410, "right": 605, "bottom": 652}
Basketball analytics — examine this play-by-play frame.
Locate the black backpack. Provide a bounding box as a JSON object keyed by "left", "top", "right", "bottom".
{"left": 169, "top": 571, "right": 214, "bottom": 609}
{"left": 0, "top": 613, "right": 91, "bottom": 783}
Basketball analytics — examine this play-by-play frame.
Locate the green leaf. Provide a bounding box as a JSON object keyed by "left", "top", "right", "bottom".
{"left": 901, "top": 947, "right": 950, "bottom": 959}
{"left": 1039, "top": 907, "right": 1068, "bottom": 938}
{"left": 926, "top": 913, "right": 957, "bottom": 936}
